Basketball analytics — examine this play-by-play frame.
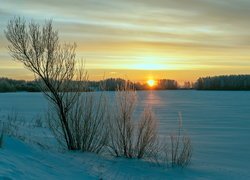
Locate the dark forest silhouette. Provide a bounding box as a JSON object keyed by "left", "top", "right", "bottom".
{"left": 195, "top": 75, "right": 250, "bottom": 90}
{"left": 1, "top": 75, "right": 250, "bottom": 92}
{"left": 0, "top": 77, "right": 179, "bottom": 92}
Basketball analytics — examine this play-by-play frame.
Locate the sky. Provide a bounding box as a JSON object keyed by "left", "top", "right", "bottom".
{"left": 0, "top": 0, "right": 250, "bottom": 83}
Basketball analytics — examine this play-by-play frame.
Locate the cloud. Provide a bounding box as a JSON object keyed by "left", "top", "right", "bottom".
{"left": 1, "top": 0, "right": 250, "bottom": 80}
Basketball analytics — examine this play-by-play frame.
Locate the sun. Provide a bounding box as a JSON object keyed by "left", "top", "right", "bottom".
{"left": 147, "top": 79, "right": 156, "bottom": 87}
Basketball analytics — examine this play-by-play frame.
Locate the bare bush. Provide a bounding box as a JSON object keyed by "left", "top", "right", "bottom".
{"left": 48, "top": 92, "right": 109, "bottom": 153}
{"left": 108, "top": 85, "right": 158, "bottom": 159}
{"left": 135, "top": 107, "right": 158, "bottom": 159}
{"left": 33, "top": 115, "right": 43, "bottom": 128}
{"left": 5, "top": 110, "right": 20, "bottom": 137}
{"left": 108, "top": 85, "right": 136, "bottom": 158}
{"left": 164, "top": 113, "right": 192, "bottom": 167}
{"left": 0, "top": 111, "right": 22, "bottom": 148}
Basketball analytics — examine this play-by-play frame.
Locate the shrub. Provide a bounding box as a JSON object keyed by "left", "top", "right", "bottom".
{"left": 108, "top": 85, "right": 158, "bottom": 159}
{"left": 135, "top": 107, "right": 158, "bottom": 159}
{"left": 48, "top": 92, "right": 109, "bottom": 153}
{"left": 164, "top": 113, "right": 192, "bottom": 167}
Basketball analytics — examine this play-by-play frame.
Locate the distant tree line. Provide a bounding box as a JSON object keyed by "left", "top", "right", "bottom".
{"left": 195, "top": 75, "right": 250, "bottom": 90}
{"left": 0, "top": 78, "right": 39, "bottom": 92}
{"left": 2, "top": 75, "right": 250, "bottom": 92}
{"left": 157, "top": 79, "right": 179, "bottom": 90}
{"left": 86, "top": 78, "right": 179, "bottom": 91}
{"left": 0, "top": 77, "right": 179, "bottom": 92}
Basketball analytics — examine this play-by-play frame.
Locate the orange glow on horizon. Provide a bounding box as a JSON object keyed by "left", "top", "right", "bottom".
{"left": 147, "top": 79, "right": 156, "bottom": 87}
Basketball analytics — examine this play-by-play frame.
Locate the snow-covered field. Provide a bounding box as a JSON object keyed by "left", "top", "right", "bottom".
{"left": 1, "top": 91, "right": 250, "bottom": 179}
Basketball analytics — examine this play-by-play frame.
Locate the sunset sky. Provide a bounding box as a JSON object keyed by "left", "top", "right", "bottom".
{"left": 1, "top": 0, "right": 250, "bottom": 83}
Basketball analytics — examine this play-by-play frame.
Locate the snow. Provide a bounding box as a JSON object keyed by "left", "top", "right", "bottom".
{"left": 0, "top": 137, "right": 95, "bottom": 179}
{"left": 1, "top": 91, "right": 250, "bottom": 179}
{"left": 0, "top": 136, "right": 222, "bottom": 180}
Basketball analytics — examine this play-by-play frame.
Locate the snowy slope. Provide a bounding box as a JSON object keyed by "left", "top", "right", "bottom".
{"left": 0, "top": 136, "right": 186, "bottom": 180}
{"left": 1, "top": 136, "right": 238, "bottom": 180}
{"left": 0, "top": 137, "right": 95, "bottom": 179}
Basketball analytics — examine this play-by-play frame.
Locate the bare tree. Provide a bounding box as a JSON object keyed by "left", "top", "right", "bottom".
{"left": 5, "top": 17, "right": 90, "bottom": 150}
